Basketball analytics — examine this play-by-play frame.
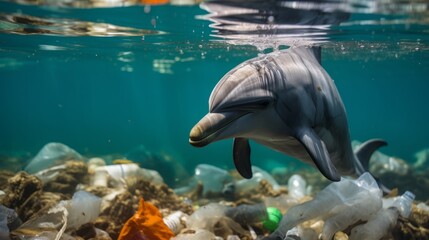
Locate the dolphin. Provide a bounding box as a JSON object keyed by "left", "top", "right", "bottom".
{"left": 189, "top": 46, "right": 386, "bottom": 182}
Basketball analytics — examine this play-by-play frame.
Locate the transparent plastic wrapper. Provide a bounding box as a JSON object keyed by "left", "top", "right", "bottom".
{"left": 11, "top": 203, "right": 68, "bottom": 240}
{"left": 264, "top": 172, "right": 382, "bottom": 240}
{"left": 24, "top": 142, "right": 83, "bottom": 174}
{"left": 233, "top": 166, "right": 281, "bottom": 194}
{"left": 33, "top": 164, "right": 67, "bottom": 184}
{"left": 11, "top": 191, "right": 101, "bottom": 240}
{"left": 173, "top": 177, "right": 198, "bottom": 195}
{"left": 194, "top": 164, "right": 233, "bottom": 196}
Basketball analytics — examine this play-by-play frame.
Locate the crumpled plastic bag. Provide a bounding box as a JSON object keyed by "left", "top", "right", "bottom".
{"left": 25, "top": 142, "right": 83, "bottom": 174}
{"left": 118, "top": 198, "right": 174, "bottom": 240}
{"left": 264, "top": 172, "right": 383, "bottom": 240}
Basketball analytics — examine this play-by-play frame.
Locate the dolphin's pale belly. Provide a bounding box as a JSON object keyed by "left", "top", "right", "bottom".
{"left": 236, "top": 108, "right": 322, "bottom": 167}
{"left": 254, "top": 137, "right": 315, "bottom": 165}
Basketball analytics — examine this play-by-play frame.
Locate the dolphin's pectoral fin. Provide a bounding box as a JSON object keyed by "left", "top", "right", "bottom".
{"left": 296, "top": 128, "right": 341, "bottom": 181}
{"left": 233, "top": 137, "right": 253, "bottom": 179}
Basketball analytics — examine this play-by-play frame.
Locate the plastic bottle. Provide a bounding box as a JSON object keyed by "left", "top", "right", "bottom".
{"left": 392, "top": 191, "right": 415, "bottom": 218}
{"left": 349, "top": 191, "right": 415, "bottom": 240}
{"left": 287, "top": 174, "right": 307, "bottom": 199}
{"left": 87, "top": 157, "right": 106, "bottom": 174}
{"left": 233, "top": 166, "right": 281, "bottom": 194}
{"left": 92, "top": 163, "right": 164, "bottom": 187}
{"left": 163, "top": 211, "right": 188, "bottom": 234}
{"left": 263, "top": 195, "right": 300, "bottom": 213}
{"left": 224, "top": 203, "right": 282, "bottom": 232}
{"left": 194, "top": 164, "right": 233, "bottom": 197}
{"left": 186, "top": 202, "right": 282, "bottom": 233}
{"left": 349, "top": 207, "right": 399, "bottom": 240}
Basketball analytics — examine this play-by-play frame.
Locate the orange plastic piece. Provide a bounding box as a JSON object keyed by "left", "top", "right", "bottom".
{"left": 140, "top": 0, "right": 169, "bottom": 5}
{"left": 118, "top": 198, "right": 174, "bottom": 240}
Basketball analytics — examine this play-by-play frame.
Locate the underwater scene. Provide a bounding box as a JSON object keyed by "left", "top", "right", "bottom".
{"left": 1, "top": 0, "right": 429, "bottom": 239}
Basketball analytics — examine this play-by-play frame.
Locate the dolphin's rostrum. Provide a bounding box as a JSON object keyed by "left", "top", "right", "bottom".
{"left": 189, "top": 46, "right": 386, "bottom": 182}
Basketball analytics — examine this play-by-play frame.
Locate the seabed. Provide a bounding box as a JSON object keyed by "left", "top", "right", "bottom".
{"left": 1, "top": 152, "right": 429, "bottom": 240}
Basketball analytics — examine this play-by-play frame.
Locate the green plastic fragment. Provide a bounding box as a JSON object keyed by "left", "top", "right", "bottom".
{"left": 262, "top": 207, "right": 282, "bottom": 232}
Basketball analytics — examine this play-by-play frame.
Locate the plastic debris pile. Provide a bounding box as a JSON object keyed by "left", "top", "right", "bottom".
{"left": 0, "top": 142, "right": 428, "bottom": 240}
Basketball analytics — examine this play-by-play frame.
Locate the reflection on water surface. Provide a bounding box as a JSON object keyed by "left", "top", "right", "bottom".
{"left": 0, "top": 13, "right": 164, "bottom": 36}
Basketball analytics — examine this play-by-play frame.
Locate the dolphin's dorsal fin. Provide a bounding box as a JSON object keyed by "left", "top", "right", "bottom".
{"left": 296, "top": 128, "right": 341, "bottom": 181}
{"left": 354, "top": 139, "right": 388, "bottom": 171}
{"left": 354, "top": 139, "right": 391, "bottom": 194}
{"left": 233, "top": 137, "right": 253, "bottom": 179}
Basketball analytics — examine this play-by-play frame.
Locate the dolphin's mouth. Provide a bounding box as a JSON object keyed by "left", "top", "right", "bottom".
{"left": 189, "top": 111, "right": 248, "bottom": 147}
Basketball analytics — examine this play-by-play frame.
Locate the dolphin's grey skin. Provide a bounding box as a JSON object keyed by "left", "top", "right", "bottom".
{"left": 189, "top": 46, "right": 386, "bottom": 182}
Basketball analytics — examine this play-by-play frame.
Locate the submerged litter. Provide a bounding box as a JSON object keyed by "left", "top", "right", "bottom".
{"left": 0, "top": 142, "right": 428, "bottom": 240}
{"left": 118, "top": 198, "right": 174, "bottom": 240}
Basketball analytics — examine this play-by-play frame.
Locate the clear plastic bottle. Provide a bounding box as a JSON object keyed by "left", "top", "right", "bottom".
{"left": 287, "top": 174, "right": 307, "bottom": 199}
{"left": 194, "top": 164, "right": 233, "bottom": 197}
{"left": 349, "top": 191, "right": 415, "bottom": 240}
{"left": 393, "top": 191, "right": 415, "bottom": 218}
{"left": 224, "top": 203, "right": 282, "bottom": 232}
{"left": 186, "top": 202, "right": 282, "bottom": 233}
{"left": 233, "top": 166, "right": 281, "bottom": 194}
{"left": 349, "top": 207, "right": 399, "bottom": 240}
{"left": 163, "top": 211, "right": 188, "bottom": 234}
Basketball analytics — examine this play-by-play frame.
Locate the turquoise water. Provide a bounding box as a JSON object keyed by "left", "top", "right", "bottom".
{"left": 0, "top": 0, "right": 428, "bottom": 179}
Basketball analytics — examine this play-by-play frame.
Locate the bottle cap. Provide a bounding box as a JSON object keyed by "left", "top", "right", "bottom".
{"left": 262, "top": 207, "right": 282, "bottom": 232}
